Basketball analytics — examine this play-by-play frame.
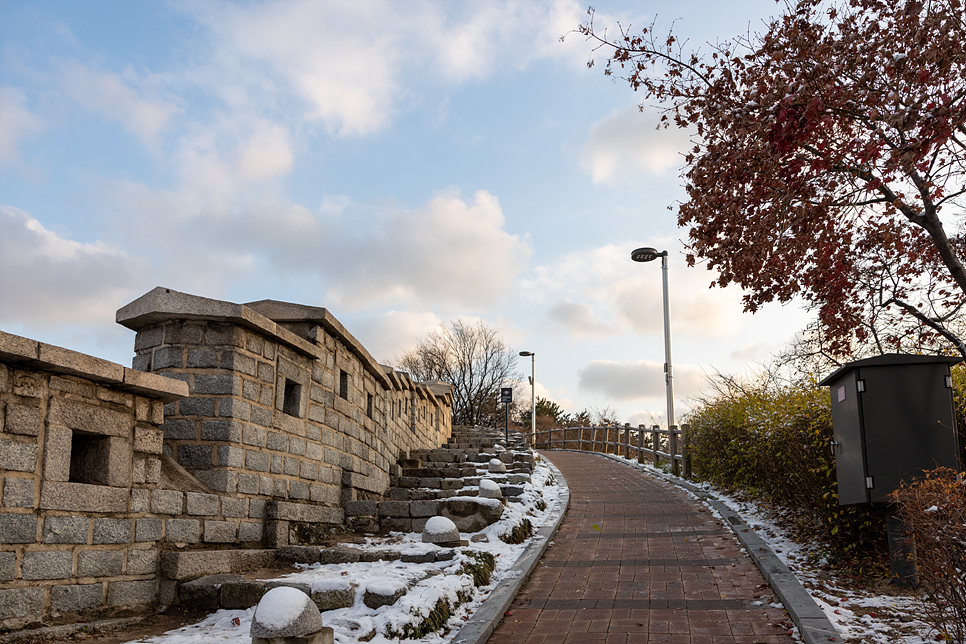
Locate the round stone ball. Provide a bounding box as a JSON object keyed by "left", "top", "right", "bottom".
{"left": 251, "top": 586, "right": 324, "bottom": 639}
{"left": 422, "top": 515, "right": 460, "bottom": 544}
{"left": 479, "top": 479, "right": 503, "bottom": 499}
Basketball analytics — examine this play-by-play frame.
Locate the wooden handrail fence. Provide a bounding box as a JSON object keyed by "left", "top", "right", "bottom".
{"left": 528, "top": 424, "right": 691, "bottom": 478}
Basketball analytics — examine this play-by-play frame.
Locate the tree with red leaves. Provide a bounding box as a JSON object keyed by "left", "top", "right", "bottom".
{"left": 579, "top": 0, "right": 966, "bottom": 359}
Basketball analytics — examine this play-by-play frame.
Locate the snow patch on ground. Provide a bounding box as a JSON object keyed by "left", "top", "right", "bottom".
{"left": 124, "top": 453, "right": 562, "bottom": 644}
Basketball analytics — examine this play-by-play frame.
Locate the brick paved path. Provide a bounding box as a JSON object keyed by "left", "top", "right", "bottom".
{"left": 487, "top": 451, "right": 795, "bottom": 644}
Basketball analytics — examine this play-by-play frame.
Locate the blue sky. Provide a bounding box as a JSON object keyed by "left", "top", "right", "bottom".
{"left": 0, "top": 0, "right": 812, "bottom": 425}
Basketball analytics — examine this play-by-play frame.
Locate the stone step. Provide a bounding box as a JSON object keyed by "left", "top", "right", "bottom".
{"left": 400, "top": 466, "right": 476, "bottom": 478}
{"left": 343, "top": 425, "right": 533, "bottom": 536}
{"left": 175, "top": 547, "right": 456, "bottom": 611}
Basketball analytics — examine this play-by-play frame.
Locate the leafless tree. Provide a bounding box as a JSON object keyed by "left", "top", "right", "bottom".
{"left": 395, "top": 320, "right": 521, "bottom": 427}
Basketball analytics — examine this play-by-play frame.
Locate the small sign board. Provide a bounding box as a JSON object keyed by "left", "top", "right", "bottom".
{"left": 500, "top": 387, "right": 513, "bottom": 404}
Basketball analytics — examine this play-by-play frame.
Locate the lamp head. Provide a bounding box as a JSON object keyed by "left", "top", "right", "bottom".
{"left": 631, "top": 247, "right": 664, "bottom": 263}
{"left": 519, "top": 351, "right": 533, "bottom": 357}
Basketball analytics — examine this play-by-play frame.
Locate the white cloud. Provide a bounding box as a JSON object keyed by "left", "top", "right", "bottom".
{"left": 320, "top": 190, "right": 532, "bottom": 310}
{"left": 545, "top": 299, "right": 612, "bottom": 336}
{"left": 236, "top": 123, "right": 294, "bottom": 182}
{"left": 729, "top": 342, "right": 780, "bottom": 363}
{"left": 141, "top": 113, "right": 298, "bottom": 202}
{"left": 352, "top": 310, "right": 444, "bottom": 364}
{"left": 95, "top": 178, "right": 530, "bottom": 314}
{"left": 180, "top": 0, "right": 591, "bottom": 137}
{"left": 514, "top": 378, "right": 574, "bottom": 414}
{"left": 613, "top": 270, "right": 743, "bottom": 338}
{"left": 0, "top": 206, "right": 148, "bottom": 326}
{"left": 580, "top": 106, "right": 694, "bottom": 184}
{"left": 188, "top": 0, "right": 402, "bottom": 136}
{"left": 0, "top": 87, "right": 45, "bottom": 165}
{"left": 523, "top": 243, "right": 744, "bottom": 340}
{"left": 59, "top": 62, "right": 179, "bottom": 148}
{"left": 577, "top": 358, "right": 707, "bottom": 402}
{"left": 627, "top": 408, "right": 666, "bottom": 427}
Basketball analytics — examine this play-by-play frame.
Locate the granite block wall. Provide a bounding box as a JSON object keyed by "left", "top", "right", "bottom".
{"left": 117, "top": 287, "right": 452, "bottom": 545}
{"left": 0, "top": 288, "right": 453, "bottom": 630}
{"left": 0, "top": 331, "right": 188, "bottom": 630}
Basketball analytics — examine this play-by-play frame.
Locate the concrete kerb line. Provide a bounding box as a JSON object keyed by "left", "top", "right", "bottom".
{"left": 450, "top": 457, "right": 570, "bottom": 644}
{"left": 549, "top": 449, "right": 841, "bottom": 644}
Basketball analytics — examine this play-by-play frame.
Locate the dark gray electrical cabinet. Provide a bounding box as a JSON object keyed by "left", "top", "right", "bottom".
{"left": 819, "top": 354, "right": 962, "bottom": 505}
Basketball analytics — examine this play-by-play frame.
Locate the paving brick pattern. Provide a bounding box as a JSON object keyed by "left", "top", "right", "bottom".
{"left": 487, "top": 451, "right": 795, "bottom": 644}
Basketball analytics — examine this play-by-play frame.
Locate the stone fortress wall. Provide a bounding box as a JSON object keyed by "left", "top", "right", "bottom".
{"left": 0, "top": 332, "right": 189, "bottom": 631}
{"left": 0, "top": 287, "right": 453, "bottom": 630}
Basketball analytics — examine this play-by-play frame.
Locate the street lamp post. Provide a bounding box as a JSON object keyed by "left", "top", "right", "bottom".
{"left": 519, "top": 351, "right": 535, "bottom": 446}
{"left": 630, "top": 247, "right": 675, "bottom": 431}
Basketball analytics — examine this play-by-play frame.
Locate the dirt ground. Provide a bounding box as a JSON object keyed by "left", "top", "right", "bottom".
{"left": 5, "top": 608, "right": 213, "bottom": 644}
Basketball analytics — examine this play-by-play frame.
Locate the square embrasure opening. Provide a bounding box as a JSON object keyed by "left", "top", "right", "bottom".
{"left": 69, "top": 432, "right": 112, "bottom": 485}
{"left": 339, "top": 371, "right": 349, "bottom": 400}
{"left": 283, "top": 378, "right": 303, "bottom": 417}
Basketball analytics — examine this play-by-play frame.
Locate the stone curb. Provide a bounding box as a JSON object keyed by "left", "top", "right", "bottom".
{"left": 450, "top": 457, "right": 570, "bottom": 644}
{"left": 583, "top": 450, "right": 841, "bottom": 644}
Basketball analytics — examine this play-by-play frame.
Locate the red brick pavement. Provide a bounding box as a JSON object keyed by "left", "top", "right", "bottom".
{"left": 486, "top": 451, "right": 796, "bottom": 644}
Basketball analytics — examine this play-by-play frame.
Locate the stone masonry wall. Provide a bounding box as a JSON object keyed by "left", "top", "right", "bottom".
{"left": 116, "top": 288, "right": 453, "bottom": 547}
{"left": 0, "top": 288, "right": 453, "bottom": 630}
{"left": 0, "top": 331, "right": 188, "bottom": 631}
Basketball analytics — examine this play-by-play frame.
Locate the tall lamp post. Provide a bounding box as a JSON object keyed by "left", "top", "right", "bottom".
{"left": 630, "top": 247, "right": 675, "bottom": 430}
{"left": 519, "top": 351, "right": 535, "bottom": 445}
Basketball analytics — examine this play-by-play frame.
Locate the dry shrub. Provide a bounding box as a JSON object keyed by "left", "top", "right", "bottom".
{"left": 500, "top": 518, "right": 534, "bottom": 544}
{"left": 892, "top": 467, "right": 966, "bottom": 642}
{"left": 953, "top": 364, "right": 966, "bottom": 468}
{"left": 687, "top": 378, "right": 887, "bottom": 577}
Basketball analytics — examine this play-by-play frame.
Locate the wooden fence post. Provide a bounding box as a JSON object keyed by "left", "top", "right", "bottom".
{"left": 623, "top": 423, "right": 630, "bottom": 458}
{"left": 651, "top": 425, "right": 660, "bottom": 467}
{"left": 669, "top": 425, "right": 680, "bottom": 477}
{"left": 681, "top": 423, "right": 691, "bottom": 478}
{"left": 637, "top": 424, "right": 645, "bottom": 464}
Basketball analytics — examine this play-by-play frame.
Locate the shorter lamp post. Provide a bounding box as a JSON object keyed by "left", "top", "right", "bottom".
{"left": 519, "top": 351, "right": 535, "bottom": 445}
{"left": 630, "top": 247, "right": 675, "bottom": 431}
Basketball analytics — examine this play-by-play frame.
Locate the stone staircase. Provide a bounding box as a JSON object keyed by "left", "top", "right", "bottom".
{"left": 344, "top": 425, "right": 535, "bottom": 534}
{"left": 165, "top": 426, "right": 537, "bottom": 613}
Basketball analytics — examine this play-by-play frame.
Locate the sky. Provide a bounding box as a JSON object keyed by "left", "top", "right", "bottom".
{"left": 0, "top": 0, "right": 814, "bottom": 427}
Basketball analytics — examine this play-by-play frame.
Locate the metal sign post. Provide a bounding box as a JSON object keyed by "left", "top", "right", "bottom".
{"left": 500, "top": 387, "right": 513, "bottom": 444}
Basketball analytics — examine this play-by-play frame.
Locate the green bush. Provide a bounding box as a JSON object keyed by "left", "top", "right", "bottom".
{"left": 687, "top": 378, "right": 887, "bottom": 577}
